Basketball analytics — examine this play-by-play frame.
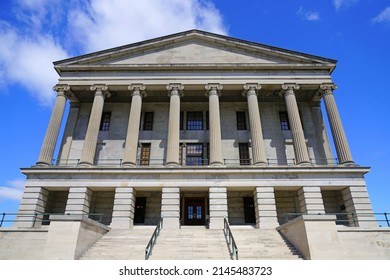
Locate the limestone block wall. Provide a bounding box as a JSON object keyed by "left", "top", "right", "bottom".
{"left": 275, "top": 190, "right": 300, "bottom": 224}
{"left": 0, "top": 230, "right": 47, "bottom": 259}
{"left": 227, "top": 190, "right": 253, "bottom": 225}
{"left": 61, "top": 99, "right": 332, "bottom": 165}
{"left": 337, "top": 229, "right": 390, "bottom": 259}
{"left": 89, "top": 191, "right": 115, "bottom": 225}
{"left": 137, "top": 191, "right": 162, "bottom": 225}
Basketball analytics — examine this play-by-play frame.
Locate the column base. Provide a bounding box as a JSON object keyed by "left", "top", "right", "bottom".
{"left": 78, "top": 161, "right": 93, "bottom": 167}
{"left": 122, "top": 162, "right": 137, "bottom": 168}
{"left": 339, "top": 161, "right": 355, "bottom": 166}
{"left": 297, "top": 161, "right": 311, "bottom": 166}
{"left": 35, "top": 162, "right": 53, "bottom": 167}
{"left": 253, "top": 161, "right": 268, "bottom": 167}
{"left": 210, "top": 161, "right": 224, "bottom": 166}
{"left": 165, "top": 162, "right": 179, "bottom": 167}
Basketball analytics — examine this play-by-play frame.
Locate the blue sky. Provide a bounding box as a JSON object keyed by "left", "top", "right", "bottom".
{"left": 0, "top": 0, "right": 389, "bottom": 218}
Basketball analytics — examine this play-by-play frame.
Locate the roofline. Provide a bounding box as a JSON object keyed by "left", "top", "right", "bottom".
{"left": 53, "top": 29, "right": 337, "bottom": 66}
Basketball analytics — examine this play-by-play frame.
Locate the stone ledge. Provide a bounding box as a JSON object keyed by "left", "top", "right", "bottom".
{"left": 49, "top": 214, "right": 110, "bottom": 231}
{"left": 277, "top": 214, "right": 337, "bottom": 230}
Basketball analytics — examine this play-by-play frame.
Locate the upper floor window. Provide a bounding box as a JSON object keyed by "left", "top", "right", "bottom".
{"left": 140, "top": 143, "right": 151, "bottom": 166}
{"left": 239, "top": 143, "right": 250, "bottom": 165}
{"left": 279, "top": 111, "right": 290, "bottom": 130}
{"left": 100, "top": 112, "right": 111, "bottom": 131}
{"left": 186, "top": 144, "right": 203, "bottom": 166}
{"left": 187, "top": 112, "right": 203, "bottom": 130}
{"left": 236, "top": 111, "right": 247, "bottom": 130}
{"left": 143, "top": 112, "right": 154, "bottom": 130}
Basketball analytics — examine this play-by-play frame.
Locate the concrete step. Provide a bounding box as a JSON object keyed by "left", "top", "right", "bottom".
{"left": 80, "top": 226, "right": 156, "bottom": 260}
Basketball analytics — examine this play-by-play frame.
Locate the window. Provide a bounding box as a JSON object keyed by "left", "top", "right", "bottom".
{"left": 180, "top": 111, "right": 184, "bottom": 130}
{"left": 279, "top": 111, "right": 290, "bottom": 130}
{"left": 205, "top": 111, "right": 209, "bottom": 130}
{"left": 236, "top": 111, "right": 247, "bottom": 130}
{"left": 140, "top": 143, "right": 151, "bottom": 166}
{"left": 143, "top": 112, "right": 154, "bottom": 130}
{"left": 100, "top": 112, "right": 111, "bottom": 131}
{"left": 187, "top": 112, "right": 203, "bottom": 130}
{"left": 186, "top": 144, "right": 204, "bottom": 166}
{"left": 239, "top": 143, "right": 250, "bottom": 165}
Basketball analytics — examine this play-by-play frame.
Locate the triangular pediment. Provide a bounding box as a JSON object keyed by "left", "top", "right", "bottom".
{"left": 54, "top": 30, "right": 336, "bottom": 73}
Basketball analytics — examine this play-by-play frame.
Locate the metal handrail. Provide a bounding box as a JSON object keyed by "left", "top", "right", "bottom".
{"left": 284, "top": 212, "right": 390, "bottom": 227}
{"left": 145, "top": 217, "right": 163, "bottom": 260}
{"left": 223, "top": 217, "right": 238, "bottom": 260}
{"left": 0, "top": 212, "right": 105, "bottom": 227}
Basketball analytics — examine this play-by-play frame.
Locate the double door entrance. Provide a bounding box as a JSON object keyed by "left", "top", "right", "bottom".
{"left": 183, "top": 197, "right": 207, "bottom": 226}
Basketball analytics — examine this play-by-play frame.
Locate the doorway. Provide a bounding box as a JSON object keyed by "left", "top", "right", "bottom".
{"left": 243, "top": 196, "right": 256, "bottom": 224}
{"left": 184, "top": 197, "right": 206, "bottom": 225}
{"left": 134, "top": 197, "right": 146, "bottom": 224}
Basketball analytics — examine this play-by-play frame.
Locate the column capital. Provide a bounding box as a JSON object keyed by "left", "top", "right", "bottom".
{"left": 53, "top": 84, "right": 70, "bottom": 95}
{"left": 281, "top": 83, "right": 300, "bottom": 92}
{"left": 166, "top": 84, "right": 184, "bottom": 97}
{"left": 90, "top": 84, "right": 111, "bottom": 98}
{"left": 205, "top": 83, "right": 223, "bottom": 97}
{"left": 318, "top": 83, "right": 338, "bottom": 97}
{"left": 243, "top": 83, "right": 261, "bottom": 97}
{"left": 128, "top": 84, "right": 147, "bottom": 98}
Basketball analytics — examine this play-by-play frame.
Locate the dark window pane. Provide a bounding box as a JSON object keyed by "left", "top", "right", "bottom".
{"left": 100, "top": 112, "right": 111, "bottom": 131}
{"left": 279, "top": 111, "right": 290, "bottom": 130}
{"left": 143, "top": 112, "right": 154, "bottom": 130}
{"left": 236, "top": 111, "right": 247, "bottom": 130}
{"left": 187, "top": 112, "right": 203, "bottom": 130}
{"left": 180, "top": 111, "right": 184, "bottom": 130}
{"left": 239, "top": 143, "right": 250, "bottom": 165}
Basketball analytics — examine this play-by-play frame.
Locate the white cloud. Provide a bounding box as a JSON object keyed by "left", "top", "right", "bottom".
{"left": 0, "top": 23, "right": 69, "bottom": 106}
{"left": 371, "top": 7, "right": 390, "bottom": 24}
{"left": 298, "top": 7, "right": 320, "bottom": 22}
{"left": 0, "top": 179, "right": 25, "bottom": 202}
{"left": 0, "top": 0, "right": 227, "bottom": 106}
{"left": 333, "top": 0, "right": 358, "bottom": 11}
{"left": 68, "top": 0, "right": 228, "bottom": 53}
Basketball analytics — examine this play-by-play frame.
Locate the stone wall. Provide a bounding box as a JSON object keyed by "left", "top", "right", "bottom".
{"left": 137, "top": 191, "right": 162, "bottom": 225}
{"left": 227, "top": 190, "right": 253, "bottom": 225}
{"left": 275, "top": 190, "right": 299, "bottom": 225}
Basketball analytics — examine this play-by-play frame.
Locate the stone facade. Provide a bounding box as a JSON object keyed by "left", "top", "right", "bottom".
{"left": 1, "top": 30, "right": 387, "bottom": 260}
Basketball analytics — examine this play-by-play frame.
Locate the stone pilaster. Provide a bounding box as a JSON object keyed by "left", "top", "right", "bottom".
{"left": 254, "top": 187, "right": 279, "bottom": 229}
{"left": 65, "top": 187, "right": 92, "bottom": 216}
{"left": 243, "top": 84, "right": 267, "bottom": 166}
{"left": 79, "top": 85, "right": 110, "bottom": 166}
{"left": 110, "top": 188, "right": 136, "bottom": 229}
{"left": 281, "top": 84, "right": 310, "bottom": 165}
{"left": 341, "top": 186, "right": 376, "bottom": 227}
{"left": 161, "top": 187, "right": 180, "bottom": 228}
{"left": 122, "top": 85, "right": 146, "bottom": 167}
{"left": 15, "top": 187, "right": 48, "bottom": 227}
{"left": 298, "top": 187, "right": 325, "bottom": 214}
{"left": 320, "top": 84, "right": 354, "bottom": 165}
{"left": 209, "top": 187, "right": 228, "bottom": 229}
{"left": 165, "top": 84, "right": 183, "bottom": 166}
{"left": 206, "top": 84, "right": 224, "bottom": 166}
{"left": 36, "top": 85, "right": 70, "bottom": 166}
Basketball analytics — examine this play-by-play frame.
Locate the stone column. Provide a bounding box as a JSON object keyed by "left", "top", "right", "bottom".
{"left": 341, "top": 186, "right": 376, "bottom": 227}
{"left": 15, "top": 187, "right": 48, "bottom": 227}
{"left": 320, "top": 84, "right": 354, "bottom": 165}
{"left": 206, "top": 84, "right": 224, "bottom": 166}
{"left": 254, "top": 187, "right": 279, "bottom": 229}
{"left": 57, "top": 101, "right": 80, "bottom": 164}
{"left": 243, "top": 84, "right": 267, "bottom": 166}
{"left": 110, "top": 188, "right": 136, "bottom": 229}
{"left": 79, "top": 85, "right": 110, "bottom": 166}
{"left": 65, "top": 187, "right": 92, "bottom": 217}
{"left": 161, "top": 187, "right": 180, "bottom": 228}
{"left": 165, "top": 84, "right": 183, "bottom": 166}
{"left": 209, "top": 187, "right": 228, "bottom": 229}
{"left": 281, "top": 84, "right": 310, "bottom": 165}
{"left": 36, "top": 85, "right": 70, "bottom": 166}
{"left": 122, "top": 85, "right": 146, "bottom": 167}
{"left": 298, "top": 187, "right": 325, "bottom": 214}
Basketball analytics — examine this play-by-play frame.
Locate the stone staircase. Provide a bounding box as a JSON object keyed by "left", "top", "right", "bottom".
{"left": 148, "top": 226, "right": 231, "bottom": 260}
{"left": 80, "top": 226, "right": 156, "bottom": 260}
{"left": 80, "top": 226, "right": 303, "bottom": 260}
{"left": 230, "top": 226, "right": 304, "bottom": 260}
